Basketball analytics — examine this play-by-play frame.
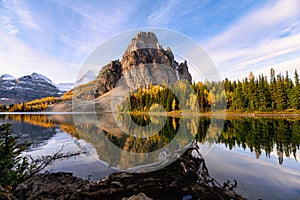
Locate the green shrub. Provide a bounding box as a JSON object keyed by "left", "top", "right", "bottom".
{"left": 0, "top": 124, "right": 32, "bottom": 188}
{"left": 0, "top": 124, "right": 81, "bottom": 189}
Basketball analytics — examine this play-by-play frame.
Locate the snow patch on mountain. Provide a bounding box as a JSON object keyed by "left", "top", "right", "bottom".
{"left": 76, "top": 70, "right": 97, "bottom": 86}
{"left": 0, "top": 74, "right": 16, "bottom": 81}
{"left": 31, "top": 72, "right": 53, "bottom": 84}
{"left": 55, "top": 70, "right": 97, "bottom": 91}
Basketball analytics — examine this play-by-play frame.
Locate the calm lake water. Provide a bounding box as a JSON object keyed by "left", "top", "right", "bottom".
{"left": 1, "top": 113, "right": 300, "bottom": 199}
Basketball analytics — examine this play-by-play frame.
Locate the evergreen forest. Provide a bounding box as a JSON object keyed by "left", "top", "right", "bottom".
{"left": 118, "top": 69, "right": 300, "bottom": 113}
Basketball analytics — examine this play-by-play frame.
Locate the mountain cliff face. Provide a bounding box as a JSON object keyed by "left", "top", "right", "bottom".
{"left": 0, "top": 73, "right": 61, "bottom": 105}
{"left": 80, "top": 32, "right": 192, "bottom": 99}
{"left": 49, "top": 31, "right": 193, "bottom": 111}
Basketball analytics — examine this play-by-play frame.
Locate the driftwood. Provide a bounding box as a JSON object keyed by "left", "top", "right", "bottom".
{"left": 13, "top": 144, "right": 246, "bottom": 200}
{"left": 77, "top": 144, "right": 245, "bottom": 200}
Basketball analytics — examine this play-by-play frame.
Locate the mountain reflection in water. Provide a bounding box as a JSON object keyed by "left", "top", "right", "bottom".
{"left": 1, "top": 113, "right": 299, "bottom": 165}
{"left": 1, "top": 113, "right": 300, "bottom": 199}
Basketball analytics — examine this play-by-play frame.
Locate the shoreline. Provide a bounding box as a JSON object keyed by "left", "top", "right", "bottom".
{"left": 8, "top": 146, "right": 246, "bottom": 200}
{"left": 1, "top": 110, "right": 300, "bottom": 118}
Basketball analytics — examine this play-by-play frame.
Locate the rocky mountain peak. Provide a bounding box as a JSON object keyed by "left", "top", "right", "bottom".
{"left": 72, "top": 32, "right": 193, "bottom": 100}
{"left": 125, "top": 31, "right": 161, "bottom": 53}
{"left": 48, "top": 32, "right": 194, "bottom": 111}
{"left": 121, "top": 32, "right": 177, "bottom": 72}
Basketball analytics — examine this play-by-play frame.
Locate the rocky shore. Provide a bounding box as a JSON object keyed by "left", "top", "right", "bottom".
{"left": 1, "top": 144, "right": 246, "bottom": 200}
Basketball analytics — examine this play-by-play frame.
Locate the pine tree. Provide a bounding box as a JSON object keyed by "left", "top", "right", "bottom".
{"left": 270, "top": 68, "right": 277, "bottom": 110}
{"left": 290, "top": 70, "right": 300, "bottom": 109}
{"left": 232, "top": 81, "right": 246, "bottom": 110}
{"left": 275, "top": 74, "right": 288, "bottom": 110}
{"left": 257, "top": 75, "right": 268, "bottom": 111}
{"left": 283, "top": 71, "right": 293, "bottom": 109}
{"left": 250, "top": 77, "right": 257, "bottom": 110}
{"left": 295, "top": 70, "right": 299, "bottom": 87}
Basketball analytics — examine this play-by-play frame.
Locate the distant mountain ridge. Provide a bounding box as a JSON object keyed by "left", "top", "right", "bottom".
{"left": 0, "top": 71, "right": 97, "bottom": 105}
{"left": 56, "top": 70, "right": 97, "bottom": 92}
{"left": 0, "top": 72, "right": 61, "bottom": 105}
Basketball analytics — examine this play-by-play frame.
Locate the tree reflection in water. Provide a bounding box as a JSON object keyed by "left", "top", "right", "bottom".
{"left": 2, "top": 114, "right": 300, "bottom": 166}
{"left": 2, "top": 113, "right": 300, "bottom": 199}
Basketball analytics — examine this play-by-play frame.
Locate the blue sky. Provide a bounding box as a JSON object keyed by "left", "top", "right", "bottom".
{"left": 0, "top": 0, "right": 300, "bottom": 83}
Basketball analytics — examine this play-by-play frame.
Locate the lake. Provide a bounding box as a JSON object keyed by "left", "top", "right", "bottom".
{"left": 1, "top": 113, "right": 300, "bottom": 199}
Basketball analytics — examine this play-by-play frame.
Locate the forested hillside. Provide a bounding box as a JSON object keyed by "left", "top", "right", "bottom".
{"left": 119, "top": 69, "right": 300, "bottom": 112}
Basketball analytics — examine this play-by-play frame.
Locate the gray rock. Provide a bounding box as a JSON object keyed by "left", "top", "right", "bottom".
{"left": 95, "top": 31, "right": 192, "bottom": 95}
{"left": 178, "top": 60, "right": 192, "bottom": 83}
{"left": 125, "top": 31, "right": 161, "bottom": 53}
{"left": 95, "top": 60, "right": 122, "bottom": 97}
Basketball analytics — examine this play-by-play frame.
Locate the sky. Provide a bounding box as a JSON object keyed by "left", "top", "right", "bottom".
{"left": 0, "top": 0, "right": 300, "bottom": 83}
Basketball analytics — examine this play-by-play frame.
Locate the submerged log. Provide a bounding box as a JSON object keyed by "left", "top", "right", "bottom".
{"left": 13, "top": 144, "right": 246, "bottom": 200}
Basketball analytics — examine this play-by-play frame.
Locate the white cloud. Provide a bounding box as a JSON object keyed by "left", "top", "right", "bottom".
{"left": 0, "top": 1, "right": 71, "bottom": 82}
{"left": 0, "top": 0, "right": 137, "bottom": 83}
{"left": 211, "top": 33, "right": 300, "bottom": 76}
{"left": 217, "top": 41, "right": 300, "bottom": 80}
{"left": 1, "top": 16, "right": 19, "bottom": 35}
{"left": 206, "top": 0, "right": 300, "bottom": 51}
{"left": 1, "top": 0, "right": 299, "bottom": 84}
{"left": 51, "top": 1, "right": 137, "bottom": 57}
{"left": 203, "top": 0, "right": 300, "bottom": 80}
{"left": 0, "top": 0, "right": 39, "bottom": 34}
{"left": 239, "top": 57, "right": 300, "bottom": 81}
{"left": 14, "top": 3, "right": 39, "bottom": 30}
{"left": 147, "top": 0, "right": 180, "bottom": 26}
{"left": 0, "top": 29, "right": 79, "bottom": 83}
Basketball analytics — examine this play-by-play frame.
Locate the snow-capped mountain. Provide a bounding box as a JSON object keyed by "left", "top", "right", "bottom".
{"left": 56, "top": 82, "right": 74, "bottom": 92}
{"left": 0, "top": 70, "right": 99, "bottom": 104}
{"left": 30, "top": 72, "right": 53, "bottom": 84}
{"left": 0, "top": 73, "right": 61, "bottom": 105}
{"left": 75, "top": 70, "right": 97, "bottom": 86}
{"left": 55, "top": 70, "right": 97, "bottom": 92}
